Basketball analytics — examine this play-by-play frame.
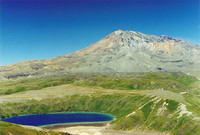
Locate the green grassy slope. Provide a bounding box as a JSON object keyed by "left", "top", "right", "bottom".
{"left": 0, "top": 73, "right": 199, "bottom": 135}
{"left": 0, "top": 121, "right": 62, "bottom": 135}
{"left": 0, "top": 73, "right": 197, "bottom": 95}
{"left": 0, "top": 93, "right": 199, "bottom": 135}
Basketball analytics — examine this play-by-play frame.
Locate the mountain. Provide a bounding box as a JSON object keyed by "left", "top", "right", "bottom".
{"left": 1, "top": 30, "right": 200, "bottom": 80}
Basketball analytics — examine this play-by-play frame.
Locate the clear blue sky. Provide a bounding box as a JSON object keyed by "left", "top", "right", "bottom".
{"left": 0, "top": 0, "right": 199, "bottom": 66}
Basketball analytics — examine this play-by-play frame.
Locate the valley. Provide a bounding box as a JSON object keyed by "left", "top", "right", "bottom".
{"left": 0, "top": 73, "right": 199, "bottom": 135}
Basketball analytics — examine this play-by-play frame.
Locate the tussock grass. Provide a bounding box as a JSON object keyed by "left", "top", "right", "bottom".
{"left": 0, "top": 73, "right": 197, "bottom": 95}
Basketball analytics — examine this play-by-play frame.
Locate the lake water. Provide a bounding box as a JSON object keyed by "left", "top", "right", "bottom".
{"left": 0, "top": 113, "right": 113, "bottom": 127}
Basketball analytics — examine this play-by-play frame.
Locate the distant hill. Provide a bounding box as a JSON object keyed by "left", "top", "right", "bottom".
{"left": 1, "top": 30, "right": 200, "bottom": 80}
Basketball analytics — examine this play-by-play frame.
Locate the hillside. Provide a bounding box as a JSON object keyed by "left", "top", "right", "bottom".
{"left": 0, "top": 30, "right": 200, "bottom": 81}
{"left": 0, "top": 121, "right": 64, "bottom": 135}
{"left": 0, "top": 73, "right": 200, "bottom": 135}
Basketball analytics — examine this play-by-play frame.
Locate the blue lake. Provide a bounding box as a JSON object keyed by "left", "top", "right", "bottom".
{"left": 0, "top": 113, "right": 114, "bottom": 127}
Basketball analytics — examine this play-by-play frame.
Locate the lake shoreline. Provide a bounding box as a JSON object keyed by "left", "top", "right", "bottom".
{"left": 44, "top": 122, "right": 107, "bottom": 129}
{"left": 52, "top": 124, "right": 171, "bottom": 135}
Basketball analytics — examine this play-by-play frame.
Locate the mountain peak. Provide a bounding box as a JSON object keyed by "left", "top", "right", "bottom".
{"left": 115, "top": 29, "right": 124, "bottom": 32}
{"left": 77, "top": 30, "right": 200, "bottom": 57}
{"left": 112, "top": 30, "right": 142, "bottom": 36}
{"left": 111, "top": 30, "right": 185, "bottom": 43}
{"left": 1, "top": 30, "right": 200, "bottom": 81}
{"left": 114, "top": 29, "right": 124, "bottom": 34}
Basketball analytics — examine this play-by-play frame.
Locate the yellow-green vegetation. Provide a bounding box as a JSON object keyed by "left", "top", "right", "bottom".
{"left": 0, "top": 76, "right": 75, "bottom": 95}
{"left": 141, "top": 101, "right": 154, "bottom": 119}
{"left": 0, "top": 73, "right": 197, "bottom": 95}
{"left": 0, "top": 121, "right": 62, "bottom": 135}
{"left": 0, "top": 73, "right": 199, "bottom": 135}
{"left": 0, "top": 93, "right": 199, "bottom": 135}
{"left": 165, "top": 99, "right": 179, "bottom": 112}
{"left": 188, "top": 80, "right": 200, "bottom": 98}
